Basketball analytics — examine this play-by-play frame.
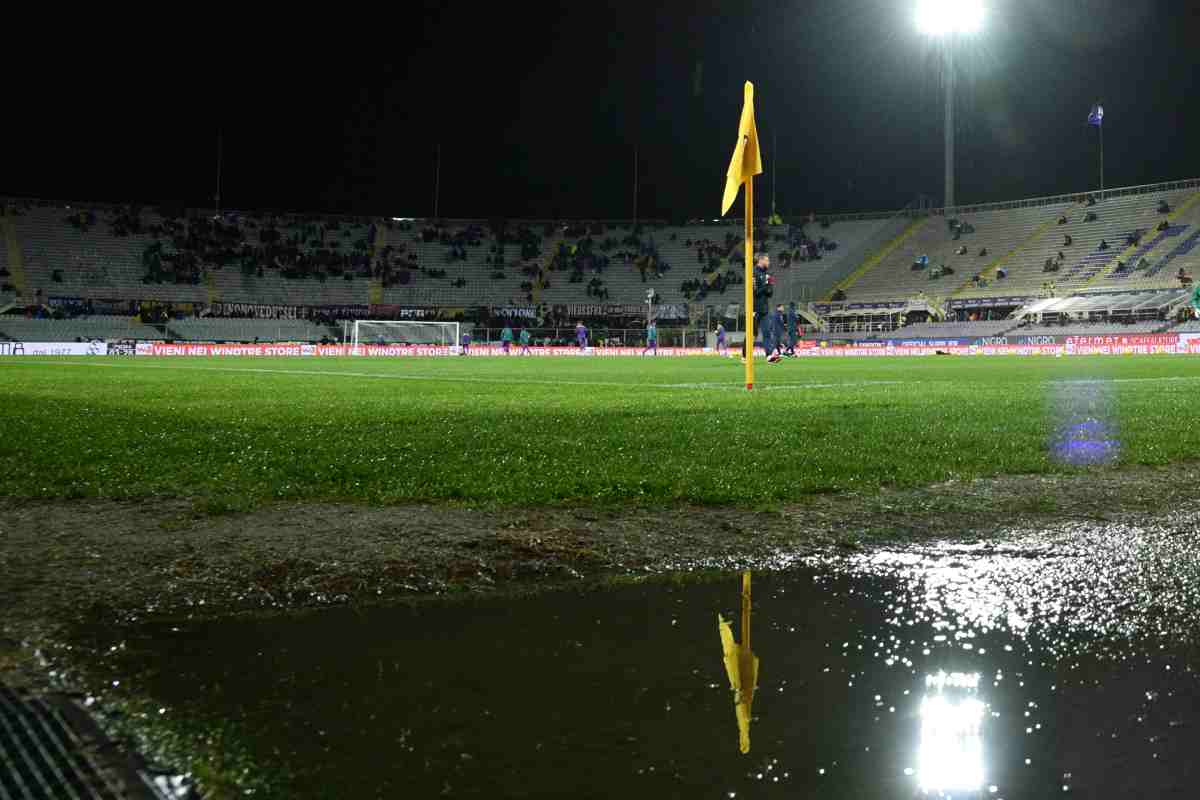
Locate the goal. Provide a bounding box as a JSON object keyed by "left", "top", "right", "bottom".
{"left": 349, "top": 320, "right": 461, "bottom": 352}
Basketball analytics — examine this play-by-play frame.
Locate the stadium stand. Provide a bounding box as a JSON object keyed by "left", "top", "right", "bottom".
{"left": 885, "top": 320, "right": 1017, "bottom": 338}
{"left": 3, "top": 179, "right": 1198, "bottom": 343}
{"left": 3, "top": 201, "right": 886, "bottom": 313}
{"left": 168, "top": 318, "right": 338, "bottom": 342}
{"left": 1010, "top": 320, "right": 1167, "bottom": 336}
{"left": 838, "top": 188, "right": 1200, "bottom": 304}
{"left": 0, "top": 316, "right": 162, "bottom": 342}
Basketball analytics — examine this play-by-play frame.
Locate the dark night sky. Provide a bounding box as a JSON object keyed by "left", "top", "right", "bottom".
{"left": 8, "top": 1, "right": 1199, "bottom": 219}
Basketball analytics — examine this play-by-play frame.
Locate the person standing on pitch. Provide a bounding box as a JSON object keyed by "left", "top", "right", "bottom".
{"left": 785, "top": 302, "right": 798, "bottom": 356}
{"left": 575, "top": 321, "right": 588, "bottom": 350}
{"left": 460, "top": 330, "right": 471, "bottom": 356}
{"left": 716, "top": 322, "right": 728, "bottom": 356}
{"left": 743, "top": 253, "right": 773, "bottom": 362}
{"left": 642, "top": 320, "right": 658, "bottom": 356}
{"left": 519, "top": 327, "right": 532, "bottom": 354}
{"left": 500, "top": 324, "right": 514, "bottom": 354}
{"left": 766, "top": 304, "right": 785, "bottom": 363}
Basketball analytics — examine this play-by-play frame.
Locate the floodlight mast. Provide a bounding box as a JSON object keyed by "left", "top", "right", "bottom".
{"left": 917, "top": 0, "right": 984, "bottom": 211}
{"left": 944, "top": 42, "right": 955, "bottom": 210}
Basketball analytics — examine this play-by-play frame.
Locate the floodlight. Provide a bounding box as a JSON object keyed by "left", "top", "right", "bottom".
{"left": 916, "top": 0, "right": 984, "bottom": 36}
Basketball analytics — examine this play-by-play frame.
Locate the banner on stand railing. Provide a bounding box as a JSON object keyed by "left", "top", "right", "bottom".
{"left": 206, "top": 302, "right": 301, "bottom": 320}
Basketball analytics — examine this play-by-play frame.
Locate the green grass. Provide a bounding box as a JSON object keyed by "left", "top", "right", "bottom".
{"left": 1, "top": 354, "right": 1198, "bottom": 507}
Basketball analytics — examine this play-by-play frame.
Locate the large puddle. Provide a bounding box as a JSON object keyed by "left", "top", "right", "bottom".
{"left": 106, "top": 518, "right": 1200, "bottom": 798}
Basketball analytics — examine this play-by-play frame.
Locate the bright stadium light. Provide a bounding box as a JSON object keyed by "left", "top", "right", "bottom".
{"left": 916, "top": 0, "right": 984, "bottom": 209}
{"left": 916, "top": 0, "right": 984, "bottom": 36}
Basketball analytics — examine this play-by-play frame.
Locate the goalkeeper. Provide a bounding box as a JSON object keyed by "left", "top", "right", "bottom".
{"left": 642, "top": 320, "right": 658, "bottom": 356}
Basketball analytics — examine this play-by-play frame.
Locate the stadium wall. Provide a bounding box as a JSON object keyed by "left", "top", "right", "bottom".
{"left": 4, "top": 335, "right": 1200, "bottom": 358}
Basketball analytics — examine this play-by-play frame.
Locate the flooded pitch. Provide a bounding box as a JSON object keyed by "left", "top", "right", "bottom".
{"left": 103, "top": 514, "right": 1200, "bottom": 798}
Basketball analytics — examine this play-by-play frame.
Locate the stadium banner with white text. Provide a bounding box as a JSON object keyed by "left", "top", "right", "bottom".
{"left": 46, "top": 296, "right": 139, "bottom": 316}
{"left": 205, "top": 302, "right": 302, "bottom": 320}
{"left": 123, "top": 341, "right": 1200, "bottom": 358}
{"left": 490, "top": 306, "right": 539, "bottom": 319}
{"left": 553, "top": 303, "right": 689, "bottom": 319}
{"left": 366, "top": 304, "right": 434, "bottom": 319}
{"left": 0, "top": 341, "right": 109, "bottom": 356}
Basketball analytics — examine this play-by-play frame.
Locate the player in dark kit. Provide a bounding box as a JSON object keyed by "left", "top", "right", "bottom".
{"left": 785, "top": 302, "right": 799, "bottom": 356}
{"left": 766, "top": 304, "right": 785, "bottom": 363}
{"left": 742, "top": 253, "right": 774, "bottom": 362}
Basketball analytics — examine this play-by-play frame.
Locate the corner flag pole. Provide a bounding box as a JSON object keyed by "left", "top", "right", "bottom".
{"left": 722, "top": 81, "right": 764, "bottom": 391}
{"left": 744, "top": 176, "right": 755, "bottom": 390}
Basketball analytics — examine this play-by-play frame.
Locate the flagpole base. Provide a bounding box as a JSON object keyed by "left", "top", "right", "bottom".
{"left": 746, "top": 383, "right": 753, "bottom": 391}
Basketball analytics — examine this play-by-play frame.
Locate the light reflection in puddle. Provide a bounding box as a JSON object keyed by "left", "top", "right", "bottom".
{"left": 1048, "top": 379, "right": 1120, "bottom": 466}
{"left": 97, "top": 515, "right": 1200, "bottom": 799}
{"left": 919, "top": 671, "right": 985, "bottom": 794}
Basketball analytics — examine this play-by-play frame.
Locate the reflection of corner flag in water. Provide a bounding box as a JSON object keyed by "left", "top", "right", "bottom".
{"left": 718, "top": 571, "right": 758, "bottom": 753}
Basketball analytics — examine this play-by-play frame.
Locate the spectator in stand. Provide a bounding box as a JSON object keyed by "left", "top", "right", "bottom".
{"left": 1098, "top": 239, "right": 1110, "bottom": 251}
{"left": 1158, "top": 219, "right": 1170, "bottom": 232}
{"left": 1158, "top": 199, "right": 1171, "bottom": 214}
{"left": 500, "top": 324, "right": 514, "bottom": 354}
{"left": 576, "top": 321, "right": 588, "bottom": 350}
{"left": 1063, "top": 234, "right": 1073, "bottom": 246}
{"left": 978, "top": 247, "right": 988, "bottom": 257}
{"left": 1084, "top": 211, "right": 1098, "bottom": 223}
{"left": 1058, "top": 215, "right": 1069, "bottom": 225}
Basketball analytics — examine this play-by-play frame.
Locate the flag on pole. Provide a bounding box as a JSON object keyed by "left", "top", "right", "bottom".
{"left": 718, "top": 571, "right": 759, "bottom": 754}
{"left": 723, "top": 82, "right": 764, "bottom": 391}
{"left": 722, "top": 83, "right": 763, "bottom": 215}
{"left": 1088, "top": 104, "right": 1104, "bottom": 127}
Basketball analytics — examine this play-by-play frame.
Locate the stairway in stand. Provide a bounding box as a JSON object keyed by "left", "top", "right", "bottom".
{"left": 1, "top": 209, "right": 29, "bottom": 299}
{"left": 823, "top": 217, "right": 928, "bottom": 300}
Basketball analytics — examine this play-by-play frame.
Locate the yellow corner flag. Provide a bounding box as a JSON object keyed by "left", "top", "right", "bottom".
{"left": 721, "top": 82, "right": 764, "bottom": 391}
{"left": 721, "top": 83, "right": 763, "bottom": 217}
{"left": 717, "top": 571, "right": 759, "bottom": 753}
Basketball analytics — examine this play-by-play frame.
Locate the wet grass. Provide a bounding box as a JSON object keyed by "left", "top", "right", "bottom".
{"left": 1, "top": 354, "right": 1199, "bottom": 507}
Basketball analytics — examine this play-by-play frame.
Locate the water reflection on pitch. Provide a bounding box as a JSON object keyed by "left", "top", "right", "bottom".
{"left": 103, "top": 542, "right": 1200, "bottom": 799}
{"left": 918, "top": 671, "right": 985, "bottom": 794}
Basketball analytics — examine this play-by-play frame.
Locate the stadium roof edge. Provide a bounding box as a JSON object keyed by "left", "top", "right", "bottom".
{"left": 6, "top": 175, "right": 1200, "bottom": 226}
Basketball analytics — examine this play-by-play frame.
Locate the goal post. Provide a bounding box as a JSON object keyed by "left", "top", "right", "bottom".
{"left": 350, "top": 320, "right": 461, "bottom": 353}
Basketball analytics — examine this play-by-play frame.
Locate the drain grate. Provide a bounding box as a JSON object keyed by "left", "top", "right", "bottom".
{"left": 0, "top": 686, "right": 141, "bottom": 800}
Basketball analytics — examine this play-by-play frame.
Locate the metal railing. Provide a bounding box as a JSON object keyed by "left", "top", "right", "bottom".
{"left": 469, "top": 327, "right": 701, "bottom": 347}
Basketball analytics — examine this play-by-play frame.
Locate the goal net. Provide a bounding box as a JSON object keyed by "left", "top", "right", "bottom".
{"left": 350, "top": 320, "right": 461, "bottom": 352}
